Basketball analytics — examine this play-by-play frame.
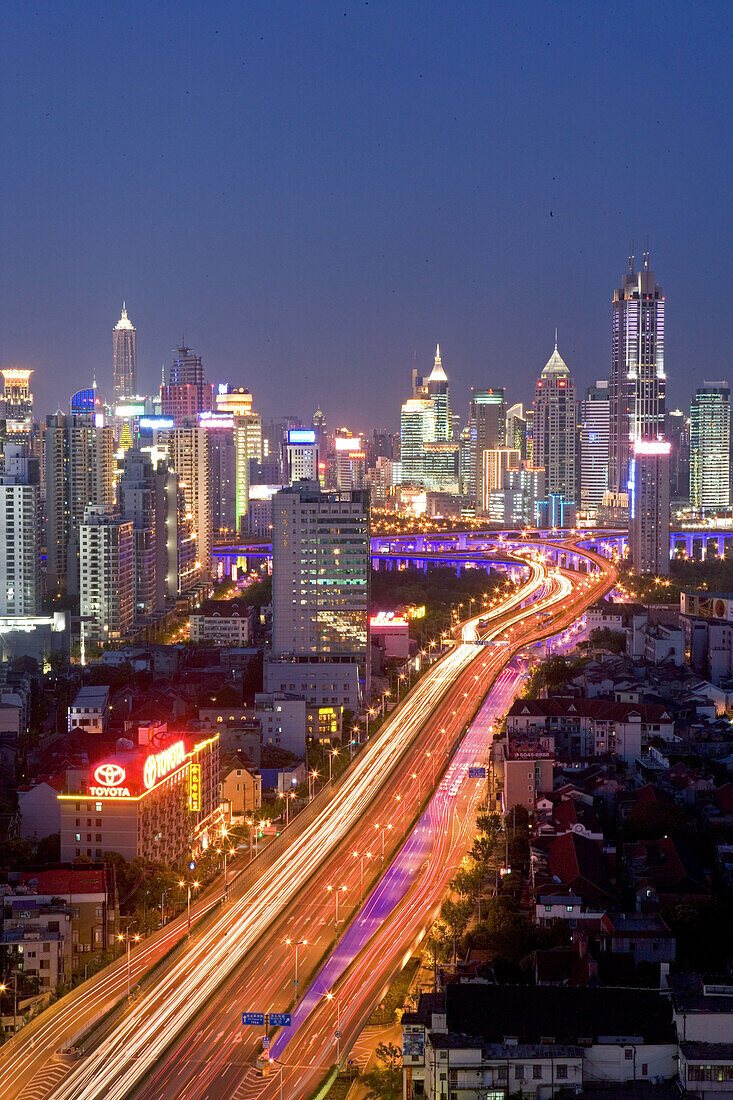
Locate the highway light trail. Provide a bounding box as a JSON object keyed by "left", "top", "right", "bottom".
{"left": 45, "top": 559, "right": 550, "bottom": 1100}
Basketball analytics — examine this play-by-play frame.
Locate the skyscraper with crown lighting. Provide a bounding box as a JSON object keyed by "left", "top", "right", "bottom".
{"left": 113, "top": 305, "right": 136, "bottom": 403}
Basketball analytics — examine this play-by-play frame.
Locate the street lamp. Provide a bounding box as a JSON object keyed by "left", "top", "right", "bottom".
{"left": 284, "top": 937, "right": 308, "bottom": 1002}
{"left": 352, "top": 848, "right": 372, "bottom": 903}
{"left": 0, "top": 974, "right": 19, "bottom": 1033}
{"left": 374, "top": 821, "right": 393, "bottom": 862}
{"left": 325, "top": 991, "right": 342, "bottom": 1065}
{"left": 279, "top": 789, "right": 295, "bottom": 827}
{"left": 395, "top": 793, "right": 406, "bottom": 835}
{"left": 328, "top": 748, "right": 339, "bottom": 783}
{"left": 308, "top": 769, "right": 319, "bottom": 802}
{"left": 350, "top": 725, "right": 359, "bottom": 759}
{"left": 117, "top": 927, "right": 140, "bottom": 998}
{"left": 178, "top": 878, "right": 200, "bottom": 934}
{"left": 366, "top": 708, "right": 375, "bottom": 741}
{"left": 160, "top": 887, "right": 171, "bottom": 927}
{"left": 326, "top": 883, "right": 347, "bottom": 930}
{"left": 411, "top": 770, "right": 422, "bottom": 804}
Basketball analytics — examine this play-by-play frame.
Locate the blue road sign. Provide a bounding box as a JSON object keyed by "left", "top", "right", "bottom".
{"left": 269, "top": 1012, "right": 292, "bottom": 1027}
{"left": 468, "top": 766, "right": 487, "bottom": 779}
{"left": 242, "top": 1012, "right": 266, "bottom": 1026}
{"left": 262, "top": 1036, "right": 271, "bottom": 1050}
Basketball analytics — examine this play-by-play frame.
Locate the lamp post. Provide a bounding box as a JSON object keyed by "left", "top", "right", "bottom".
{"left": 326, "top": 992, "right": 342, "bottom": 1065}
{"left": 411, "top": 770, "right": 422, "bottom": 804}
{"left": 351, "top": 726, "right": 359, "bottom": 760}
{"left": 308, "top": 769, "right": 319, "bottom": 802}
{"left": 284, "top": 937, "right": 308, "bottom": 1002}
{"left": 374, "top": 821, "right": 393, "bottom": 862}
{"left": 221, "top": 843, "right": 236, "bottom": 899}
{"left": 160, "top": 887, "right": 171, "bottom": 927}
{"left": 0, "top": 974, "right": 19, "bottom": 1033}
{"left": 178, "top": 877, "right": 200, "bottom": 934}
{"left": 366, "top": 708, "right": 375, "bottom": 741}
{"left": 396, "top": 793, "right": 406, "bottom": 835}
{"left": 328, "top": 748, "right": 339, "bottom": 783}
{"left": 326, "top": 883, "right": 347, "bottom": 930}
{"left": 117, "top": 928, "right": 140, "bottom": 998}
{"left": 352, "top": 848, "right": 372, "bottom": 902}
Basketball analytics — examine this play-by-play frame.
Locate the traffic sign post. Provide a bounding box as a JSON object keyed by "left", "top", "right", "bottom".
{"left": 262, "top": 1036, "right": 270, "bottom": 1051}
{"left": 269, "top": 1012, "right": 292, "bottom": 1028}
{"left": 468, "top": 766, "right": 487, "bottom": 779}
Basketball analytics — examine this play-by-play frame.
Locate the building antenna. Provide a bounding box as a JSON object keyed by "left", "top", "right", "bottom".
{"left": 628, "top": 239, "right": 635, "bottom": 274}
{"left": 554, "top": 326, "right": 558, "bottom": 350}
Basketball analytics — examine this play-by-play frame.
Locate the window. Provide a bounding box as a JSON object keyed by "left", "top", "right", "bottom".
{"left": 556, "top": 1065, "right": 568, "bottom": 1080}
{"left": 514, "top": 1065, "right": 524, "bottom": 1081}
{"left": 533, "top": 1065, "right": 543, "bottom": 1080}
{"left": 625, "top": 1050, "right": 634, "bottom": 1061}
{"left": 642, "top": 1064, "right": 648, "bottom": 1076}
{"left": 96, "top": 802, "right": 102, "bottom": 812}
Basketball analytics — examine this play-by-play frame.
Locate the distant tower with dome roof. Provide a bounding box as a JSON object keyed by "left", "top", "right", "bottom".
{"left": 532, "top": 337, "right": 577, "bottom": 501}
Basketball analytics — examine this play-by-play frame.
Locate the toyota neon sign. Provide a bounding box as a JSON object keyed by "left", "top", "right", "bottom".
{"left": 143, "top": 741, "right": 186, "bottom": 789}
{"left": 89, "top": 762, "right": 130, "bottom": 797}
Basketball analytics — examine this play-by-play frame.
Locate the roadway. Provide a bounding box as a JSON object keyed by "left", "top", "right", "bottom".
{"left": 6, "top": 540, "right": 612, "bottom": 1100}
{"left": 3, "top": 552, "right": 545, "bottom": 1100}
{"left": 121, "top": 542, "right": 614, "bottom": 1100}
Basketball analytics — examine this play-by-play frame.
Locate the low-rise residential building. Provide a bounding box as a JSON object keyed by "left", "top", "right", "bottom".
{"left": 402, "top": 984, "right": 677, "bottom": 1098}
{"left": 599, "top": 913, "right": 676, "bottom": 967}
{"left": 506, "top": 697, "right": 674, "bottom": 762}
{"left": 13, "top": 866, "right": 118, "bottom": 977}
{"left": 494, "top": 734, "right": 554, "bottom": 813}
{"left": 369, "top": 612, "right": 410, "bottom": 659}
{"left": 17, "top": 776, "right": 64, "bottom": 840}
{"left": 67, "top": 686, "right": 110, "bottom": 734}
{"left": 189, "top": 600, "right": 253, "bottom": 646}
{"left": 220, "top": 751, "right": 261, "bottom": 820}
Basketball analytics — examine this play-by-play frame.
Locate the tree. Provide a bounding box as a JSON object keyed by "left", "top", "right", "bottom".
{"left": 363, "top": 1041, "right": 403, "bottom": 1100}
{"left": 588, "top": 627, "right": 626, "bottom": 654}
{"left": 0, "top": 837, "right": 35, "bottom": 869}
{"left": 35, "top": 833, "right": 61, "bottom": 864}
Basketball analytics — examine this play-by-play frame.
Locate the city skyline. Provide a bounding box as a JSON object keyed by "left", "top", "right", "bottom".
{"left": 2, "top": 3, "right": 733, "bottom": 424}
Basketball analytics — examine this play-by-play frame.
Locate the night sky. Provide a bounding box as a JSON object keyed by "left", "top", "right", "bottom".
{"left": 1, "top": 1, "right": 731, "bottom": 429}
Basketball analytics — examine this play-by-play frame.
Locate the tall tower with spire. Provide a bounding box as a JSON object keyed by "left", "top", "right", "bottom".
{"left": 533, "top": 339, "right": 577, "bottom": 501}
{"left": 113, "top": 304, "right": 137, "bottom": 404}
{"left": 608, "top": 252, "right": 666, "bottom": 494}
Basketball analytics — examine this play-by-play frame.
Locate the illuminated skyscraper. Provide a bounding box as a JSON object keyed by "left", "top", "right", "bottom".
{"left": 471, "top": 388, "right": 505, "bottom": 512}
{"left": 533, "top": 342, "right": 577, "bottom": 502}
{"left": 630, "top": 441, "right": 670, "bottom": 575}
{"left": 0, "top": 444, "right": 41, "bottom": 615}
{"left": 690, "top": 383, "right": 731, "bottom": 515}
{"left": 609, "top": 253, "right": 666, "bottom": 494}
{"left": 399, "top": 347, "right": 458, "bottom": 492}
{"left": 580, "top": 381, "right": 610, "bottom": 506}
{"left": 168, "top": 427, "right": 211, "bottom": 577}
{"left": 161, "top": 346, "right": 214, "bottom": 424}
{"left": 113, "top": 305, "right": 136, "bottom": 403}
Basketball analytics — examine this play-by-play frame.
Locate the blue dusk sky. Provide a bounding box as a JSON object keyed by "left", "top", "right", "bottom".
{"left": 1, "top": 0, "right": 731, "bottom": 429}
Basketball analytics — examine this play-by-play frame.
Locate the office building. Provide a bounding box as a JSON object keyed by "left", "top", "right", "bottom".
{"left": 533, "top": 342, "right": 577, "bottom": 501}
{"left": 285, "top": 429, "right": 319, "bottom": 484}
{"left": 666, "top": 409, "right": 690, "bottom": 500}
{"left": 399, "top": 347, "right": 458, "bottom": 493}
{"left": 159, "top": 465, "right": 199, "bottom": 598}
{"left": 630, "top": 440, "right": 671, "bottom": 575}
{"left": 118, "top": 448, "right": 161, "bottom": 620}
{"left": 168, "top": 426, "right": 212, "bottom": 576}
{"left": 483, "top": 448, "right": 521, "bottom": 498}
{"left": 203, "top": 418, "right": 236, "bottom": 536}
{"left": 79, "top": 506, "right": 135, "bottom": 643}
{"left": 471, "top": 387, "right": 505, "bottom": 511}
{"left": 269, "top": 482, "right": 369, "bottom": 711}
{"left": 487, "top": 463, "right": 545, "bottom": 527}
{"left": 0, "top": 365, "right": 33, "bottom": 424}
{"left": 234, "top": 412, "right": 262, "bottom": 535}
{"left": 0, "top": 444, "right": 41, "bottom": 616}
{"left": 334, "top": 436, "right": 367, "bottom": 490}
{"left": 609, "top": 253, "right": 666, "bottom": 495}
{"left": 690, "top": 382, "right": 731, "bottom": 516}
{"left": 215, "top": 386, "right": 253, "bottom": 417}
{"left": 160, "top": 346, "right": 214, "bottom": 424}
{"left": 580, "top": 380, "right": 610, "bottom": 506}
{"left": 58, "top": 728, "right": 221, "bottom": 865}
{"left": 112, "top": 305, "right": 136, "bottom": 403}
{"left": 505, "top": 402, "right": 527, "bottom": 459}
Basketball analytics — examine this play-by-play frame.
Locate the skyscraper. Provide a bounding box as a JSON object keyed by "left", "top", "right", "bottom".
{"left": 399, "top": 347, "right": 458, "bottom": 493}
{"left": 79, "top": 506, "right": 134, "bottom": 643}
{"left": 533, "top": 342, "right": 577, "bottom": 501}
{"left": 0, "top": 444, "right": 41, "bottom": 616}
{"left": 630, "top": 441, "right": 670, "bottom": 575}
{"left": 609, "top": 253, "right": 666, "bottom": 495}
{"left": 113, "top": 305, "right": 137, "bottom": 403}
{"left": 44, "top": 412, "right": 115, "bottom": 595}
{"left": 168, "top": 426, "right": 212, "bottom": 577}
{"left": 160, "top": 346, "right": 214, "bottom": 424}
{"left": 471, "top": 388, "right": 505, "bottom": 513}
{"left": 286, "top": 429, "right": 319, "bottom": 484}
{"left": 579, "top": 381, "right": 610, "bottom": 506}
{"left": 690, "top": 383, "right": 731, "bottom": 516}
